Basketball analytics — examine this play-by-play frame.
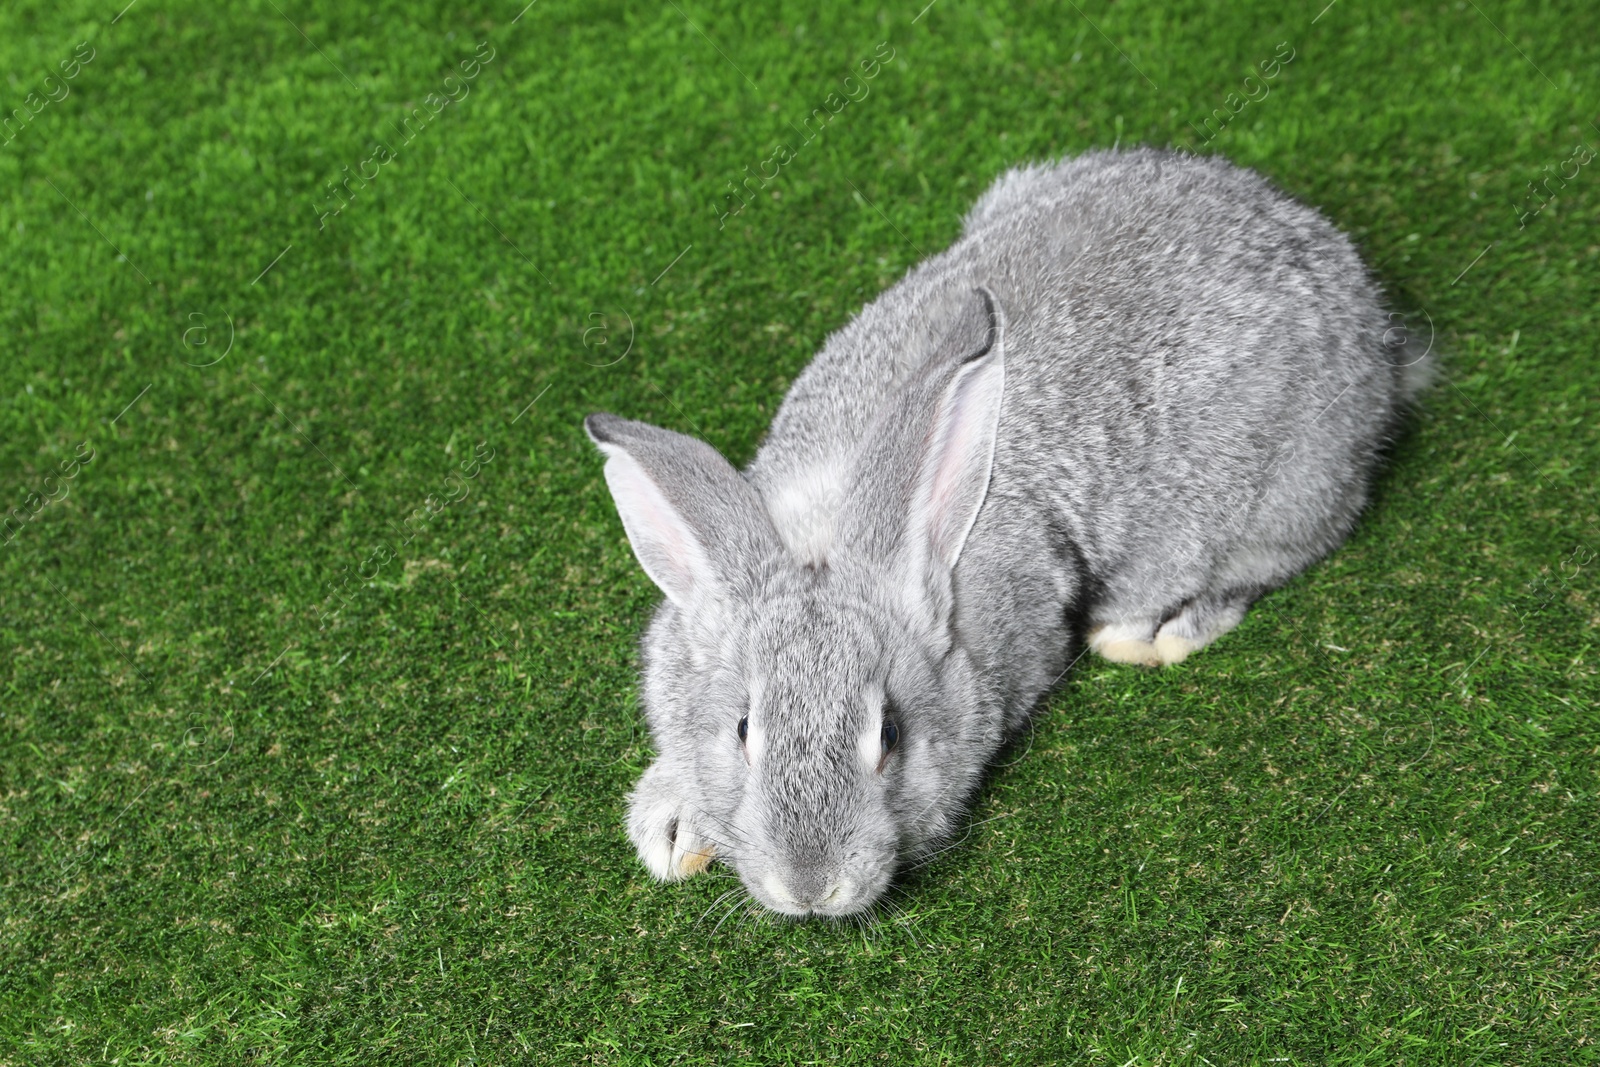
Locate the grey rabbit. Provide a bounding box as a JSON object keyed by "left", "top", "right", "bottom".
{"left": 584, "top": 147, "right": 1429, "bottom": 917}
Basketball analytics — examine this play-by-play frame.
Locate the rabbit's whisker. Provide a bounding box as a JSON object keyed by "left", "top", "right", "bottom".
{"left": 698, "top": 887, "right": 742, "bottom": 926}
{"left": 711, "top": 891, "right": 751, "bottom": 934}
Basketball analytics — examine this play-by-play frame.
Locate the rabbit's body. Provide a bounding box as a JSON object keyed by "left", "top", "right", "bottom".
{"left": 587, "top": 148, "right": 1424, "bottom": 917}
{"left": 753, "top": 148, "right": 1422, "bottom": 718}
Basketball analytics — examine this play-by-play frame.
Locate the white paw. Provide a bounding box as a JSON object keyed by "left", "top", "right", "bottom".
{"left": 1152, "top": 632, "right": 1197, "bottom": 665}
{"left": 1089, "top": 622, "right": 1161, "bottom": 667}
{"left": 626, "top": 764, "right": 717, "bottom": 881}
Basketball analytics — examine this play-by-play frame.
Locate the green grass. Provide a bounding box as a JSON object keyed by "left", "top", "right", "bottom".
{"left": 1, "top": 0, "right": 1596, "bottom": 1062}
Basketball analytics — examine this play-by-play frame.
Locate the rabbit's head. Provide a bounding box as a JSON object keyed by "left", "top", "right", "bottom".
{"left": 586, "top": 289, "right": 1008, "bottom": 917}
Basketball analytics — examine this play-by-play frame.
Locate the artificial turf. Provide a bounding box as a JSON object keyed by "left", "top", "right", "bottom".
{"left": 1, "top": 0, "right": 1596, "bottom": 1063}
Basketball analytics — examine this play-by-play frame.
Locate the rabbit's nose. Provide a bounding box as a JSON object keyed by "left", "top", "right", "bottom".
{"left": 796, "top": 883, "right": 844, "bottom": 908}
{"left": 762, "top": 873, "right": 844, "bottom": 914}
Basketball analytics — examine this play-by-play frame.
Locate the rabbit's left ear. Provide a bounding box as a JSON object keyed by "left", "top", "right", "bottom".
{"left": 585, "top": 414, "right": 782, "bottom": 610}
{"left": 839, "top": 287, "right": 1006, "bottom": 626}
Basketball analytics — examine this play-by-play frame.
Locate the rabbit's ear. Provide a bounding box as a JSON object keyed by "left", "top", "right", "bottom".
{"left": 906, "top": 290, "right": 1006, "bottom": 575}
{"left": 585, "top": 414, "right": 780, "bottom": 608}
{"left": 840, "top": 287, "right": 1006, "bottom": 623}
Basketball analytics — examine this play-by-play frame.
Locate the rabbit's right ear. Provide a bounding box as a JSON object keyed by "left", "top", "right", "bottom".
{"left": 585, "top": 414, "right": 781, "bottom": 608}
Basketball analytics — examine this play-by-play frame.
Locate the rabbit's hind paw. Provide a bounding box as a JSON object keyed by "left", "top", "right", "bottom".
{"left": 1088, "top": 621, "right": 1162, "bottom": 667}
{"left": 1152, "top": 632, "right": 1198, "bottom": 665}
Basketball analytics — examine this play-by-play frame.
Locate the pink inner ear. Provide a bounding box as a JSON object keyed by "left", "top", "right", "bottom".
{"left": 602, "top": 447, "right": 715, "bottom": 606}
{"left": 926, "top": 400, "right": 986, "bottom": 558}
{"left": 916, "top": 354, "right": 1005, "bottom": 569}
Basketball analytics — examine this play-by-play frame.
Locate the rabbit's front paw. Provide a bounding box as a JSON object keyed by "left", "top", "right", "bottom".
{"left": 626, "top": 763, "right": 717, "bottom": 881}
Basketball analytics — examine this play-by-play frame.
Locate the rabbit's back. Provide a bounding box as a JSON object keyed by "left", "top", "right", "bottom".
{"left": 751, "top": 149, "right": 1415, "bottom": 670}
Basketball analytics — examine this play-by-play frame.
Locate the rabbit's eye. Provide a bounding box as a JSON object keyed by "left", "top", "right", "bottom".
{"left": 875, "top": 719, "right": 901, "bottom": 774}
{"left": 875, "top": 720, "right": 901, "bottom": 774}
{"left": 881, "top": 721, "right": 899, "bottom": 753}
{"left": 737, "top": 714, "right": 749, "bottom": 743}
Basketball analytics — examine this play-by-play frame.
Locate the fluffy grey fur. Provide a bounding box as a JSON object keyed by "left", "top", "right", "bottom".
{"left": 585, "top": 148, "right": 1428, "bottom": 918}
